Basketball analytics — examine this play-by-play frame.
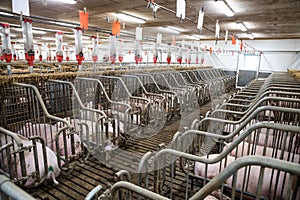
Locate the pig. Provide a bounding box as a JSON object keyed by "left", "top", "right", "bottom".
{"left": 229, "top": 163, "right": 300, "bottom": 199}
{"left": 1, "top": 134, "right": 60, "bottom": 188}
{"left": 194, "top": 154, "right": 300, "bottom": 199}
{"left": 18, "top": 122, "right": 58, "bottom": 151}
{"left": 228, "top": 141, "right": 300, "bottom": 163}
{"left": 203, "top": 195, "right": 218, "bottom": 200}
{"left": 18, "top": 122, "right": 82, "bottom": 159}
{"left": 246, "top": 131, "right": 300, "bottom": 154}
{"left": 194, "top": 154, "right": 236, "bottom": 179}
{"left": 104, "top": 140, "right": 118, "bottom": 160}
{"left": 57, "top": 133, "right": 82, "bottom": 160}
{"left": 18, "top": 138, "right": 60, "bottom": 188}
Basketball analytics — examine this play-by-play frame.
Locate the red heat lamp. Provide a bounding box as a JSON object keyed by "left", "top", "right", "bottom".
{"left": 177, "top": 57, "right": 182, "bottom": 64}
{"left": 118, "top": 56, "right": 123, "bottom": 63}
{"left": 135, "top": 56, "right": 139, "bottom": 64}
{"left": 167, "top": 57, "right": 171, "bottom": 65}
{"left": 153, "top": 56, "right": 157, "bottom": 64}
{"left": 76, "top": 52, "right": 84, "bottom": 65}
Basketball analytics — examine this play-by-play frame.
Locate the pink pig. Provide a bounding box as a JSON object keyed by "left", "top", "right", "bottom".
{"left": 18, "top": 122, "right": 82, "bottom": 159}
{"left": 1, "top": 134, "right": 60, "bottom": 188}
{"left": 194, "top": 154, "right": 300, "bottom": 199}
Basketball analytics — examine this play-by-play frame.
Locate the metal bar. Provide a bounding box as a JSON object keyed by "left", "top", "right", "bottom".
{"left": 85, "top": 185, "right": 102, "bottom": 200}
{"left": 12, "top": 83, "right": 72, "bottom": 128}
{"left": 210, "top": 96, "right": 300, "bottom": 118}
{"left": 168, "top": 121, "right": 300, "bottom": 164}
{"left": 48, "top": 79, "right": 108, "bottom": 118}
{"left": 0, "top": 127, "right": 23, "bottom": 148}
{"left": 190, "top": 156, "right": 300, "bottom": 200}
{"left": 110, "top": 181, "right": 170, "bottom": 200}
{"left": 0, "top": 175, "right": 35, "bottom": 200}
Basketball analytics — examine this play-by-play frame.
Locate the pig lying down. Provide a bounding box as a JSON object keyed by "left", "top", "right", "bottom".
{"left": 194, "top": 154, "right": 300, "bottom": 199}
{"left": 227, "top": 141, "right": 300, "bottom": 162}
{"left": 18, "top": 122, "right": 82, "bottom": 160}
{"left": 0, "top": 134, "right": 60, "bottom": 188}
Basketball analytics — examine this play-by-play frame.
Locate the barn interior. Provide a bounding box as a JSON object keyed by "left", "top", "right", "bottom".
{"left": 0, "top": 0, "right": 300, "bottom": 200}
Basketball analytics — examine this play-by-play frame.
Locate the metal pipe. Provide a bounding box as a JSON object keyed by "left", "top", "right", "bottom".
{"left": 98, "top": 75, "right": 151, "bottom": 103}
{"left": 219, "top": 90, "right": 300, "bottom": 111}
{"left": 75, "top": 77, "right": 132, "bottom": 109}
{"left": 121, "top": 74, "right": 166, "bottom": 101}
{"left": 12, "top": 83, "right": 72, "bottom": 128}
{"left": 161, "top": 122, "right": 300, "bottom": 165}
{"left": 0, "top": 175, "right": 35, "bottom": 200}
{"left": 110, "top": 181, "right": 170, "bottom": 200}
{"left": 48, "top": 79, "right": 108, "bottom": 118}
{"left": 208, "top": 97, "right": 300, "bottom": 121}
{"left": 85, "top": 185, "right": 102, "bottom": 200}
{"left": 115, "top": 170, "right": 131, "bottom": 182}
{"left": 190, "top": 156, "right": 300, "bottom": 200}
{"left": 0, "top": 127, "right": 23, "bottom": 148}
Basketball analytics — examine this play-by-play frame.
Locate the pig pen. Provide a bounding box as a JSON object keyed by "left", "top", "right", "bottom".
{"left": 7, "top": 68, "right": 297, "bottom": 200}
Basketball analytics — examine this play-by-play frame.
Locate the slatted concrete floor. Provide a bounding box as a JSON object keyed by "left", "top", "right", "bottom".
{"left": 27, "top": 93, "right": 234, "bottom": 200}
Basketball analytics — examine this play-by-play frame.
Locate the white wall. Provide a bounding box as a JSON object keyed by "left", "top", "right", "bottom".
{"left": 198, "top": 39, "right": 300, "bottom": 72}
{"left": 247, "top": 39, "right": 300, "bottom": 72}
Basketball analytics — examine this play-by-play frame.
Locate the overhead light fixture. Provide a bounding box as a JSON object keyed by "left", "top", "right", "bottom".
{"left": 13, "top": 44, "right": 23, "bottom": 49}
{"left": 14, "top": 28, "right": 45, "bottom": 34}
{"left": 236, "top": 22, "right": 247, "bottom": 31}
{"left": 0, "top": 11, "right": 13, "bottom": 16}
{"left": 50, "top": 0, "right": 77, "bottom": 4}
{"left": 216, "top": 0, "right": 234, "bottom": 17}
{"left": 32, "top": 30, "right": 47, "bottom": 34}
{"left": 40, "top": 37, "right": 56, "bottom": 41}
{"left": 14, "top": 28, "right": 23, "bottom": 32}
{"left": 115, "top": 12, "right": 146, "bottom": 24}
{"left": 52, "top": 21, "right": 76, "bottom": 28}
{"left": 247, "top": 33, "right": 254, "bottom": 39}
{"left": 187, "top": 35, "right": 201, "bottom": 40}
{"left": 192, "top": 34, "right": 209, "bottom": 39}
{"left": 82, "top": 40, "right": 92, "bottom": 44}
{"left": 10, "top": 34, "right": 17, "bottom": 37}
{"left": 162, "top": 27, "right": 180, "bottom": 34}
{"left": 65, "top": 35, "right": 90, "bottom": 40}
